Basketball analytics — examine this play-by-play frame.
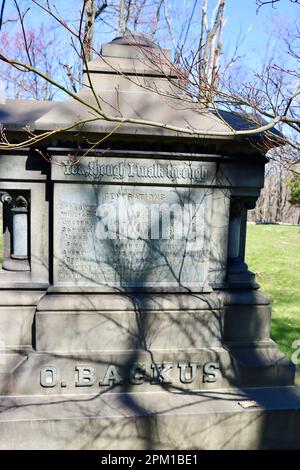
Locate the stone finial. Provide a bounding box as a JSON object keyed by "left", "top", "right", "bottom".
{"left": 100, "top": 32, "right": 172, "bottom": 62}
{"left": 111, "top": 32, "right": 159, "bottom": 49}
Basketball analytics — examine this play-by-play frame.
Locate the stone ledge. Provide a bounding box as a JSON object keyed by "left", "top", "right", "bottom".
{"left": 36, "top": 292, "right": 222, "bottom": 311}
{"left": 0, "top": 353, "right": 27, "bottom": 374}
{"left": 0, "top": 387, "right": 299, "bottom": 449}
{"left": 35, "top": 309, "right": 224, "bottom": 351}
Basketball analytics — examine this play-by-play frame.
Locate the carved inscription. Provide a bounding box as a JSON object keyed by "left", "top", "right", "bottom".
{"left": 40, "top": 362, "right": 220, "bottom": 388}
{"left": 58, "top": 202, "right": 98, "bottom": 282}
{"left": 63, "top": 160, "right": 209, "bottom": 183}
{"left": 55, "top": 185, "right": 210, "bottom": 288}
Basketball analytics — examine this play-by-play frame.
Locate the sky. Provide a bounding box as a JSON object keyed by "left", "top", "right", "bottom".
{"left": 3, "top": 1, "right": 299, "bottom": 51}
{"left": 42, "top": 1, "right": 300, "bottom": 66}
{"left": 224, "top": 0, "right": 300, "bottom": 68}
{"left": 0, "top": 0, "right": 299, "bottom": 98}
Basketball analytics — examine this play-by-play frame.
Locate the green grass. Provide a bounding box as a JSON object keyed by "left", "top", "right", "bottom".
{"left": 246, "top": 224, "right": 300, "bottom": 359}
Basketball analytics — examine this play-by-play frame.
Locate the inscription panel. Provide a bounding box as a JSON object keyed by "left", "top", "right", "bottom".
{"left": 51, "top": 156, "right": 216, "bottom": 186}
{"left": 54, "top": 184, "right": 212, "bottom": 289}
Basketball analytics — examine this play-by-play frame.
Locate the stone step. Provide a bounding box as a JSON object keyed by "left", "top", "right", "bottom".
{"left": 0, "top": 386, "right": 299, "bottom": 449}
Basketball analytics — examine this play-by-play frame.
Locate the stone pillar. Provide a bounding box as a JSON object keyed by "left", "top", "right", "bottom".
{"left": 11, "top": 196, "right": 29, "bottom": 260}
{"left": 1, "top": 192, "right": 30, "bottom": 271}
{"left": 226, "top": 197, "right": 256, "bottom": 286}
{"left": 227, "top": 208, "right": 242, "bottom": 259}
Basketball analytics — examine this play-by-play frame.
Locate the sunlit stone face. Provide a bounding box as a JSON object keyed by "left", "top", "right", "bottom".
{"left": 54, "top": 183, "right": 212, "bottom": 290}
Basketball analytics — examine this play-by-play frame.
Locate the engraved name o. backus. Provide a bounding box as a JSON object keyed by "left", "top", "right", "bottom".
{"left": 40, "top": 362, "right": 220, "bottom": 388}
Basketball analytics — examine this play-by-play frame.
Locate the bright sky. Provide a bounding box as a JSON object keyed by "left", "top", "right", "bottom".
{"left": 1, "top": 0, "right": 299, "bottom": 97}
{"left": 28, "top": 1, "right": 300, "bottom": 66}
{"left": 224, "top": 0, "right": 299, "bottom": 67}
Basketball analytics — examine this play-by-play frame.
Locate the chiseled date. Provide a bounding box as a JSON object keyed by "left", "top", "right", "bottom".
{"left": 40, "top": 362, "right": 220, "bottom": 388}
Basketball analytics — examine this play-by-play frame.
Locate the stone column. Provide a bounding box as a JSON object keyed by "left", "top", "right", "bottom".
{"left": 227, "top": 203, "right": 242, "bottom": 259}
{"left": 226, "top": 197, "right": 256, "bottom": 286}
{"left": 11, "top": 196, "right": 29, "bottom": 260}
{"left": 1, "top": 192, "right": 30, "bottom": 271}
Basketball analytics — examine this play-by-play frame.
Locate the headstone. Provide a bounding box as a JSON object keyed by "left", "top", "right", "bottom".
{"left": 0, "top": 34, "right": 299, "bottom": 450}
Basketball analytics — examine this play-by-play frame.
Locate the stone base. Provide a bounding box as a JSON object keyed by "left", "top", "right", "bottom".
{"left": 0, "top": 386, "right": 300, "bottom": 449}
{"left": 0, "top": 344, "right": 294, "bottom": 396}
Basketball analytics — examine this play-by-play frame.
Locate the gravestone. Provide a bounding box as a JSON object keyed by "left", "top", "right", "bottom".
{"left": 0, "top": 34, "right": 299, "bottom": 449}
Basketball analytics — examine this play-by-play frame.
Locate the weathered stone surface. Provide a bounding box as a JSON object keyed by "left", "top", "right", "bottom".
{"left": 0, "top": 33, "right": 298, "bottom": 449}
{"left": 53, "top": 182, "right": 211, "bottom": 289}
{"left": 0, "top": 387, "right": 300, "bottom": 449}
{"left": 36, "top": 309, "right": 224, "bottom": 352}
{"left": 0, "top": 307, "right": 35, "bottom": 348}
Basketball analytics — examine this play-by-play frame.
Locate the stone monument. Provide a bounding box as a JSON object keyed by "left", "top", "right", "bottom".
{"left": 0, "top": 34, "right": 299, "bottom": 449}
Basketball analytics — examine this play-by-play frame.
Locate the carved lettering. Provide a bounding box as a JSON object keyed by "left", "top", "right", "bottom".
{"left": 40, "top": 366, "right": 57, "bottom": 388}
{"left": 56, "top": 184, "right": 208, "bottom": 288}
{"left": 40, "top": 361, "right": 221, "bottom": 389}
{"left": 203, "top": 362, "right": 220, "bottom": 383}
{"left": 151, "top": 363, "right": 173, "bottom": 384}
{"left": 178, "top": 362, "right": 199, "bottom": 384}
{"left": 100, "top": 365, "right": 123, "bottom": 386}
{"left": 62, "top": 160, "right": 210, "bottom": 183}
{"left": 75, "top": 366, "right": 95, "bottom": 387}
{"left": 129, "top": 363, "right": 146, "bottom": 385}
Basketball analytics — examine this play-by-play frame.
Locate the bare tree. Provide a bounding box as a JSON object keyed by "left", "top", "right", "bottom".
{"left": 248, "top": 153, "right": 300, "bottom": 224}
{"left": 0, "top": 0, "right": 300, "bottom": 156}
{"left": 0, "top": 21, "right": 60, "bottom": 100}
{"left": 83, "top": 0, "right": 108, "bottom": 61}
{"left": 256, "top": 0, "right": 300, "bottom": 11}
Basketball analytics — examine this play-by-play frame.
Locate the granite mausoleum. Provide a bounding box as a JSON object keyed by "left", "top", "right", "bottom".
{"left": 0, "top": 34, "right": 300, "bottom": 449}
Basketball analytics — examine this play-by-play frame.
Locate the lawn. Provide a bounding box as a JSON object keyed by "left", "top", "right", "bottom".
{"left": 246, "top": 224, "right": 300, "bottom": 360}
